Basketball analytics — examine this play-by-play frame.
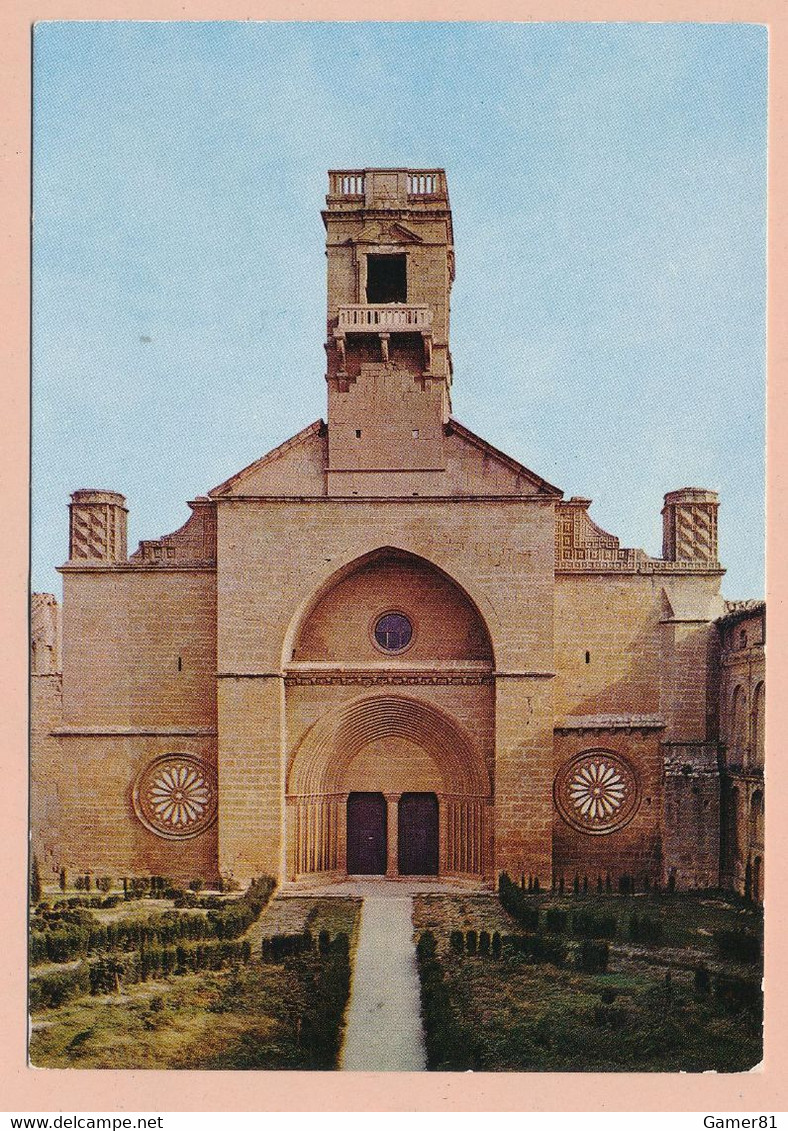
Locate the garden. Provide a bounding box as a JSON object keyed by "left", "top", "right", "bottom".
{"left": 412, "top": 874, "right": 763, "bottom": 1073}
{"left": 28, "top": 869, "right": 361, "bottom": 1070}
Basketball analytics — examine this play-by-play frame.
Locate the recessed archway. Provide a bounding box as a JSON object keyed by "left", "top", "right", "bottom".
{"left": 287, "top": 694, "right": 492, "bottom": 879}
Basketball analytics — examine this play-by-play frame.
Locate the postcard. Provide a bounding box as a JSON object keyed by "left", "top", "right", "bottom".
{"left": 7, "top": 5, "right": 786, "bottom": 1115}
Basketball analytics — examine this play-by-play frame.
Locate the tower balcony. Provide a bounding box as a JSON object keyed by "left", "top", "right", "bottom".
{"left": 326, "top": 169, "right": 449, "bottom": 209}
{"left": 337, "top": 304, "right": 433, "bottom": 333}
{"left": 333, "top": 305, "right": 434, "bottom": 374}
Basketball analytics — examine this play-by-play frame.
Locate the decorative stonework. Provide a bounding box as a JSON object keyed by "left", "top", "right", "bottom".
{"left": 554, "top": 751, "right": 640, "bottom": 835}
{"left": 133, "top": 755, "right": 217, "bottom": 840}
{"left": 662, "top": 489, "right": 719, "bottom": 564}
{"left": 284, "top": 672, "right": 494, "bottom": 687}
{"left": 69, "top": 490, "right": 128, "bottom": 563}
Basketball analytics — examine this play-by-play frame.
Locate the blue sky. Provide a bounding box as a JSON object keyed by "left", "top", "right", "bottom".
{"left": 32, "top": 21, "right": 767, "bottom": 599}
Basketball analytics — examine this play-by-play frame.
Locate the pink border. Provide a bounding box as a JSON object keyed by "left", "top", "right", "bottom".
{"left": 3, "top": 0, "right": 785, "bottom": 1111}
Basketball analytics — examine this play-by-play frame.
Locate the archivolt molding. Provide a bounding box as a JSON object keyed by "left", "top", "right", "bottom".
{"left": 287, "top": 693, "right": 490, "bottom": 798}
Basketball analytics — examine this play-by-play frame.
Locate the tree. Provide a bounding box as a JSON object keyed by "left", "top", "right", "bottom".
{"left": 30, "top": 855, "right": 42, "bottom": 905}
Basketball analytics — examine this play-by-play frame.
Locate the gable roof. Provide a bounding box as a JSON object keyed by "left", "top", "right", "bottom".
{"left": 208, "top": 420, "right": 325, "bottom": 497}
{"left": 445, "top": 418, "right": 563, "bottom": 497}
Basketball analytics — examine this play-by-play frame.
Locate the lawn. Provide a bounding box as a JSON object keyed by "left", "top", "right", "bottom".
{"left": 412, "top": 891, "right": 763, "bottom": 1073}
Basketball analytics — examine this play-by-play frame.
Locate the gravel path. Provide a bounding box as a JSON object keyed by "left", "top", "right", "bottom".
{"left": 340, "top": 896, "right": 427, "bottom": 1072}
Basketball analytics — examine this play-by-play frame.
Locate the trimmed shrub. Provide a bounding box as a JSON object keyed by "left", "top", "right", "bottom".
{"left": 545, "top": 908, "right": 568, "bottom": 933}
{"left": 629, "top": 914, "right": 664, "bottom": 945}
{"left": 449, "top": 930, "right": 464, "bottom": 954}
{"left": 478, "top": 930, "right": 490, "bottom": 956}
{"left": 714, "top": 974, "right": 762, "bottom": 1014}
{"left": 491, "top": 931, "right": 502, "bottom": 958}
{"left": 713, "top": 929, "right": 761, "bottom": 964}
{"left": 592, "top": 1003, "right": 628, "bottom": 1028}
{"left": 572, "top": 911, "right": 617, "bottom": 939}
{"left": 498, "top": 873, "right": 539, "bottom": 930}
{"left": 30, "top": 856, "right": 42, "bottom": 905}
{"left": 576, "top": 939, "right": 609, "bottom": 973}
{"left": 465, "top": 930, "right": 477, "bottom": 956}
{"left": 296, "top": 933, "right": 353, "bottom": 1069}
{"left": 416, "top": 932, "right": 473, "bottom": 1070}
{"left": 694, "top": 963, "right": 711, "bottom": 995}
{"left": 506, "top": 933, "right": 566, "bottom": 967}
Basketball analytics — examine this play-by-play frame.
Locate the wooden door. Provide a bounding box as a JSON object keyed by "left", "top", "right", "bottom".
{"left": 398, "top": 792, "right": 439, "bottom": 875}
{"left": 346, "top": 792, "right": 387, "bottom": 875}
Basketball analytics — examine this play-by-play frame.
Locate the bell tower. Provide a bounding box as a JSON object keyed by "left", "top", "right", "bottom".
{"left": 322, "top": 169, "right": 454, "bottom": 496}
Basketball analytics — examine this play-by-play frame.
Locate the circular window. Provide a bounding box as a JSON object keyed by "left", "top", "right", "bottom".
{"left": 133, "top": 754, "right": 217, "bottom": 840}
{"left": 553, "top": 750, "right": 640, "bottom": 835}
{"left": 373, "top": 611, "right": 413, "bottom": 653}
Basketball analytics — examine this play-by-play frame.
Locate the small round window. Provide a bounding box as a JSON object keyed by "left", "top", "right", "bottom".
{"left": 374, "top": 612, "right": 413, "bottom": 653}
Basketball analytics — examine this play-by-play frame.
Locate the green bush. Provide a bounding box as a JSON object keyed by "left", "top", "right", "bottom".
{"left": 498, "top": 873, "right": 539, "bottom": 930}
{"left": 714, "top": 974, "right": 762, "bottom": 1014}
{"left": 31, "top": 876, "right": 276, "bottom": 968}
{"left": 576, "top": 939, "right": 609, "bottom": 972}
{"left": 713, "top": 929, "right": 761, "bottom": 964}
{"left": 694, "top": 963, "right": 711, "bottom": 995}
{"left": 29, "top": 964, "right": 90, "bottom": 1010}
{"left": 30, "top": 855, "right": 42, "bottom": 905}
{"left": 629, "top": 913, "right": 664, "bottom": 945}
{"left": 416, "top": 932, "right": 473, "bottom": 1070}
{"left": 449, "top": 930, "right": 464, "bottom": 954}
{"left": 545, "top": 908, "right": 568, "bottom": 933}
{"left": 572, "top": 911, "right": 617, "bottom": 939}
{"left": 592, "top": 1002, "right": 628, "bottom": 1028}
{"left": 296, "top": 934, "right": 352, "bottom": 1068}
{"left": 506, "top": 933, "right": 566, "bottom": 967}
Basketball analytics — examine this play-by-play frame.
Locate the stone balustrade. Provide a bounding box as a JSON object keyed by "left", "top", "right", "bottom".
{"left": 328, "top": 169, "right": 447, "bottom": 201}
{"left": 337, "top": 304, "right": 433, "bottom": 332}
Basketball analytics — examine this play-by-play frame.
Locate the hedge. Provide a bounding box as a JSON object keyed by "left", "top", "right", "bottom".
{"left": 498, "top": 873, "right": 539, "bottom": 930}
{"left": 30, "top": 876, "right": 275, "bottom": 967}
{"left": 416, "top": 932, "right": 472, "bottom": 1070}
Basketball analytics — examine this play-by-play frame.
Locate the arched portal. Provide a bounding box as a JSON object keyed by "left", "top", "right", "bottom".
{"left": 286, "top": 694, "right": 492, "bottom": 879}
{"left": 284, "top": 548, "right": 495, "bottom": 882}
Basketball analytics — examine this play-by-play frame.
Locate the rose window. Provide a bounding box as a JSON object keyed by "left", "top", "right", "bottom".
{"left": 133, "top": 755, "right": 217, "bottom": 840}
{"left": 554, "top": 751, "right": 640, "bottom": 835}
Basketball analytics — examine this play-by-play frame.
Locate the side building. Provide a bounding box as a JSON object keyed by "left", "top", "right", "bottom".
{"left": 717, "top": 601, "right": 765, "bottom": 902}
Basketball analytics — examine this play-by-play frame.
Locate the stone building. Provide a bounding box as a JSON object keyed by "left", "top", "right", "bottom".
{"left": 717, "top": 601, "right": 765, "bottom": 902}
{"left": 30, "top": 168, "right": 762, "bottom": 895}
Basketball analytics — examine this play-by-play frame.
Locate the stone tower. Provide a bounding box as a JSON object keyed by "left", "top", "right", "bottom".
{"left": 322, "top": 169, "right": 454, "bottom": 497}
{"left": 662, "top": 487, "right": 719, "bottom": 564}
{"left": 68, "top": 489, "right": 128, "bottom": 562}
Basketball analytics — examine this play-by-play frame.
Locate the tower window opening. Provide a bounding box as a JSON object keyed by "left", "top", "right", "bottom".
{"left": 585, "top": 651, "right": 590, "bottom": 664}
{"left": 355, "top": 429, "right": 362, "bottom": 438}
{"left": 366, "top": 254, "right": 407, "bottom": 303}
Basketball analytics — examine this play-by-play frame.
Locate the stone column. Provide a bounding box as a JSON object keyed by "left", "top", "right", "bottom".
{"left": 385, "top": 793, "right": 399, "bottom": 878}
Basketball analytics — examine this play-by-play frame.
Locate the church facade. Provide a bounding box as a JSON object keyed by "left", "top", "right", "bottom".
{"left": 31, "top": 168, "right": 762, "bottom": 895}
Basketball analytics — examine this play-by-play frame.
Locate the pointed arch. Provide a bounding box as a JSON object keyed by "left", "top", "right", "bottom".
{"left": 279, "top": 542, "right": 495, "bottom": 665}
